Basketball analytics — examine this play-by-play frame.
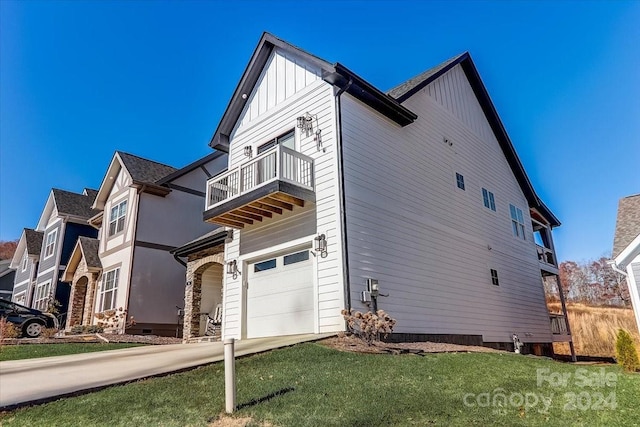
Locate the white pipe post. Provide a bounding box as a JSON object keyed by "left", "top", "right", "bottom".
{"left": 224, "top": 338, "right": 236, "bottom": 413}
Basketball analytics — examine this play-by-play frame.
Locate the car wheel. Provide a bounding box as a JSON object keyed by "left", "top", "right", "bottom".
{"left": 23, "top": 321, "right": 44, "bottom": 338}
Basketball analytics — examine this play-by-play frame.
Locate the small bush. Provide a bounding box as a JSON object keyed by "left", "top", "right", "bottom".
{"left": 0, "top": 317, "right": 20, "bottom": 341}
{"left": 341, "top": 309, "right": 396, "bottom": 345}
{"left": 615, "top": 329, "right": 640, "bottom": 372}
{"left": 68, "top": 325, "right": 104, "bottom": 335}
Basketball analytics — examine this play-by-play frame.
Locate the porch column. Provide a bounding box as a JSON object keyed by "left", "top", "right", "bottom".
{"left": 83, "top": 275, "right": 98, "bottom": 326}
{"left": 183, "top": 262, "right": 202, "bottom": 339}
{"left": 554, "top": 274, "right": 577, "bottom": 362}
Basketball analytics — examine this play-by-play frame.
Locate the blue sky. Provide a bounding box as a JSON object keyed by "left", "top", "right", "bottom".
{"left": 1, "top": 1, "right": 638, "bottom": 263}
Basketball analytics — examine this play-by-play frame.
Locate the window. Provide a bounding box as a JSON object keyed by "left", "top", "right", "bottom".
{"left": 257, "top": 129, "right": 295, "bottom": 154}
{"left": 33, "top": 281, "right": 51, "bottom": 311}
{"left": 482, "top": 188, "right": 496, "bottom": 211}
{"left": 100, "top": 268, "right": 119, "bottom": 311}
{"left": 21, "top": 251, "right": 28, "bottom": 272}
{"left": 254, "top": 259, "right": 276, "bottom": 272}
{"left": 456, "top": 173, "right": 465, "bottom": 190}
{"left": 13, "top": 292, "right": 26, "bottom": 305}
{"left": 510, "top": 204, "right": 526, "bottom": 240}
{"left": 108, "top": 200, "right": 127, "bottom": 236}
{"left": 284, "top": 250, "right": 309, "bottom": 265}
{"left": 44, "top": 230, "right": 57, "bottom": 259}
{"left": 490, "top": 269, "right": 499, "bottom": 286}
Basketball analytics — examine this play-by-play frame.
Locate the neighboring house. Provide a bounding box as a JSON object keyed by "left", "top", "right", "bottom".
{"left": 62, "top": 151, "right": 227, "bottom": 336}
{"left": 611, "top": 194, "right": 640, "bottom": 332}
{"left": 0, "top": 259, "right": 16, "bottom": 300}
{"left": 9, "top": 189, "right": 99, "bottom": 321}
{"left": 8, "top": 229, "right": 43, "bottom": 305}
{"left": 176, "top": 33, "right": 571, "bottom": 354}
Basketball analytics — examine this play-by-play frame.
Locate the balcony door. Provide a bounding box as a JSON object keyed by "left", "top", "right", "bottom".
{"left": 255, "top": 130, "right": 295, "bottom": 185}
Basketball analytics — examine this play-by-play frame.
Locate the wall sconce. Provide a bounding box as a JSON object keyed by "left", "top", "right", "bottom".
{"left": 296, "top": 112, "right": 315, "bottom": 137}
{"left": 226, "top": 260, "right": 240, "bottom": 279}
{"left": 314, "top": 234, "right": 328, "bottom": 258}
{"left": 244, "top": 146, "right": 253, "bottom": 158}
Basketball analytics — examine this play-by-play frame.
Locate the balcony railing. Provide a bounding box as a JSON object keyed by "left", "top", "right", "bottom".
{"left": 536, "top": 245, "right": 556, "bottom": 267}
{"left": 550, "top": 314, "right": 569, "bottom": 335}
{"left": 205, "top": 145, "right": 314, "bottom": 211}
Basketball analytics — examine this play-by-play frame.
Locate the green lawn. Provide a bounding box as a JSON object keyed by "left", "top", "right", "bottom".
{"left": 0, "top": 343, "right": 143, "bottom": 362}
{"left": 1, "top": 342, "right": 638, "bottom": 426}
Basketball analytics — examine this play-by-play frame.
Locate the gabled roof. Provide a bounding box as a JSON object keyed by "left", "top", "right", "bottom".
{"left": 25, "top": 228, "right": 44, "bottom": 256}
{"left": 117, "top": 151, "right": 178, "bottom": 184}
{"left": 62, "top": 236, "right": 101, "bottom": 282}
{"left": 613, "top": 194, "right": 640, "bottom": 258}
{"left": 9, "top": 228, "right": 44, "bottom": 269}
{"left": 387, "top": 52, "right": 560, "bottom": 227}
{"left": 156, "top": 151, "right": 226, "bottom": 185}
{"left": 52, "top": 188, "right": 101, "bottom": 219}
{"left": 93, "top": 151, "right": 178, "bottom": 210}
{"left": 209, "top": 32, "right": 416, "bottom": 151}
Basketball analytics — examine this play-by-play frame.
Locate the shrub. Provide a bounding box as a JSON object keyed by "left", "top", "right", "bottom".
{"left": 0, "top": 317, "right": 19, "bottom": 341}
{"left": 341, "top": 309, "right": 396, "bottom": 345}
{"left": 96, "top": 307, "right": 135, "bottom": 333}
{"left": 615, "top": 329, "right": 640, "bottom": 372}
{"left": 41, "top": 328, "right": 59, "bottom": 338}
{"left": 68, "top": 325, "right": 105, "bottom": 335}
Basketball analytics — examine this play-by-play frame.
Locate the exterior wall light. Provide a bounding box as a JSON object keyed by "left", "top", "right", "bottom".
{"left": 244, "top": 146, "right": 253, "bottom": 158}
{"left": 226, "top": 260, "right": 239, "bottom": 279}
{"left": 296, "top": 112, "right": 314, "bottom": 136}
{"left": 314, "top": 234, "right": 328, "bottom": 258}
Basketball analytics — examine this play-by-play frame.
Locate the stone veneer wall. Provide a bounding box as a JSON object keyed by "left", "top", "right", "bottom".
{"left": 66, "top": 258, "right": 100, "bottom": 331}
{"left": 183, "top": 247, "right": 224, "bottom": 339}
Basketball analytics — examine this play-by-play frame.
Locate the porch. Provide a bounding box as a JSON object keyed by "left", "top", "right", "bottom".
{"left": 203, "top": 145, "right": 315, "bottom": 229}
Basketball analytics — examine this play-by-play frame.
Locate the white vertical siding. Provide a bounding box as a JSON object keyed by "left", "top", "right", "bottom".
{"left": 340, "top": 66, "right": 552, "bottom": 343}
{"left": 238, "top": 48, "right": 321, "bottom": 129}
{"left": 222, "top": 52, "right": 343, "bottom": 339}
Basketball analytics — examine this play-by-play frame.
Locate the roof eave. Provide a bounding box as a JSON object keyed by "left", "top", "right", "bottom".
{"left": 171, "top": 229, "right": 229, "bottom": 257}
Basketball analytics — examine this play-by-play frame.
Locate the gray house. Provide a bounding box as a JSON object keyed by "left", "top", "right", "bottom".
{"left": 62, "top": 151, "right": 227, "bottom": 336}
{"left": 8, "top": 228, "right": 43, "bottom": 305}
{"left": 10, "top": 189, "right": 98, "bottom": 319}
{"left": 0, "top": 259, "right": 16, "bottom": 300}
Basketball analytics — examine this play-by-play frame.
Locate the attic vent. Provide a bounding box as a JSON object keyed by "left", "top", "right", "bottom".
{"left": 443, "top": 137, "right": 453, "bottom": 147}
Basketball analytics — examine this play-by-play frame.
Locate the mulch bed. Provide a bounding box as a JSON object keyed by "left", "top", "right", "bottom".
{"left": 321, "top": 335, "right": 503, "bottom": 355}
{"left": 0, "top": 333, "right": 182, "bottom": 346}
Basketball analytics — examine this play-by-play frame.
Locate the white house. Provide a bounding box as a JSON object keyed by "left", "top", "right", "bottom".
{"left": 611, "top": 194, "right": 640, "bottom": 333}
{"left": 61, "top": 150, "right": 227, "bottom": 336}
{"left": 177, "top": 33, "right": 571, "bottom": 354}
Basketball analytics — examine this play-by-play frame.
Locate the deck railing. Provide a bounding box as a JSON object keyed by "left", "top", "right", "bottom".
{"left": 536, "top": 244, "right": 557, "bottom": 267}
{"left": 550, "top": 314, "right": 569, "bottom": 335}
{"left": 205, "top": 145, "right": 314, "bottom": 210}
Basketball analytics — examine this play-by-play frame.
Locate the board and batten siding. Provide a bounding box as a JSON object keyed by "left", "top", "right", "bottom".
{"left": 340, "top": 66, "right": 552, "bottom": 343}
{"left": 629, "top": 261, "right": 640, "bottom": 332}
{"left": 222, "top": 49, "right": 344, "bottom": 339}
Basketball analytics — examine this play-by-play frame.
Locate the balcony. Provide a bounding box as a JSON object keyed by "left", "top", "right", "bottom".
{"left": 204, "top": 145, "right": 315, "bottom": 229}
{"left": 537, "top": 244, "right": 558, "bottom": 274}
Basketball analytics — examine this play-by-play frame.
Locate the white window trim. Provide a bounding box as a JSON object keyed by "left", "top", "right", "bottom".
{"left": 99, "top": 268, "right": 120, "bottom": 312}
{"left": 21, "top": 251, "right": 29, "bottom": 272}
{"left": 43, "top": 229, "right": 58, "bottom": 260}
{"left": 33, "top": 281, "right": 52, "bottom": 311}
{"left": 510, "top": 204, "right": 526, "bottom": 240}
{"left": 108, "top": 199, "right": 128, "bottom": 237}
{"left": 13, "top": 291, "right": 26, "bottom": 305}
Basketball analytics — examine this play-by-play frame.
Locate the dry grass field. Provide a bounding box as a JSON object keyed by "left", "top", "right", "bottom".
{"left": 550, "top": 303, "right": 640, "bottom": 357}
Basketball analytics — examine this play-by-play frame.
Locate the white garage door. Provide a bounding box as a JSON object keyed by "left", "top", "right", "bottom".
{"left": 246, "top": 249, "right": 314, "bottom": 338}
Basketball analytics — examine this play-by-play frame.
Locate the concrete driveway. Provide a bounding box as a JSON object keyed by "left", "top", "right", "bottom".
{"left": 0, "top": 333, "right": 333, "bottom": 409}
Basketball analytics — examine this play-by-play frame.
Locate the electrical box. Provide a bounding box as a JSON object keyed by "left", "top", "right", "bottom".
{"left": 360, "top": 291, "right": 371, "bottom": 303}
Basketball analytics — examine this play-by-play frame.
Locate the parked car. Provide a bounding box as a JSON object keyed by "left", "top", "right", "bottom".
{"left": 0, "top": 298, "right": 59, "bottom": 338}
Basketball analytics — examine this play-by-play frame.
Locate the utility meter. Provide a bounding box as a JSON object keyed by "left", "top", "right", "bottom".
{"left": 366, "top": 278, "right": 379, "bottom": 297}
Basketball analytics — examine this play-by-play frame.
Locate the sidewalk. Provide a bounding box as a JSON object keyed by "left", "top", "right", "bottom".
{"left": 0, "top": 333, "right": 333, "bottom": 408}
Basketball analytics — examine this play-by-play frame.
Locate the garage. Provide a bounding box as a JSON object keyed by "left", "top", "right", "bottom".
{"left": 246, "top": 248, "right": 314, "bottom": 338}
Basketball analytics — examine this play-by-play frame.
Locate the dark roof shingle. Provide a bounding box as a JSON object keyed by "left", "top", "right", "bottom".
{"left": 387, "top": 53, "right": 467, "bottom": 101}
{"left": 613, "top": 194, "right": 640, "bottom": 257}
{"left": 24, "top": 228, "right": 44, "bottom": 256}
{"left": 78, "top": 236, "right": 101, "bottom": 269}
{"left": 52, "top": 188, "right": 101, "bottom": 219}
{"left": 117, "top": 152, "right": 178, "bottom": 184}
